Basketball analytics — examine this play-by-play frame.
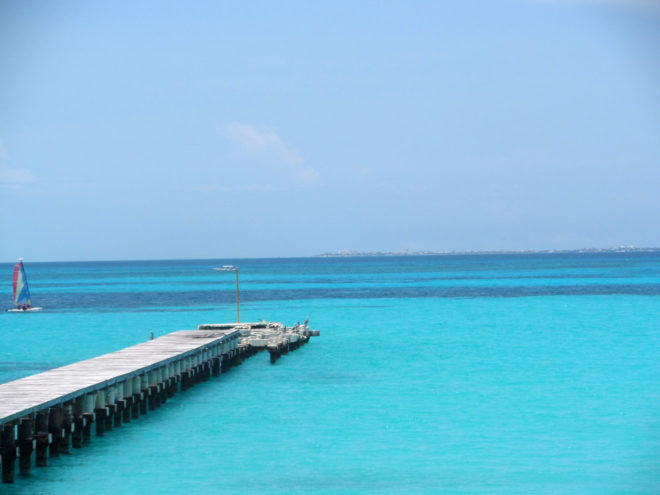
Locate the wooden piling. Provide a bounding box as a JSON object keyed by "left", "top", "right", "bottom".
{"left": 148, "top": 371, "right": 159, "bottom": 411}
{"left": 105, "top": 388, "right": 115, "bottom": 431}
{"left": 158, "top": 368, "right": 168, "bottom": 405}
{"left": 121, "top": 381, "right": 132, "bottom": 423}
{"left": 94, "top": 391, "right": 106, "bottom": 437}
{"left": 60, "top": 404, "right": 72, "bottom": 454}
{"left": 131, "top": 376, "right": 141, "bottom": 420}
{"left": 35, "top": 410, "right": 49, "bottom": 467}
{"left": 181, "top": 361, "right": 190, "bottom": 391}
{"left": 72, "top": 397, "right": 83, "bottom": 448}
{"left": 48, "top": 406, "right": 62, "bottom": 457}
{"left": 1, "top": 423, "right": 16, "bottom": 483}
{"left": 113, "top": 384, "right": 123, "bottom": 428}
{"left": 18, "top": 417, "right": 33, "bottom": 474}
{"left": 82, "top": 394, "right": 94, "bottom": 444}
{"left": 139, "top": 374, "right": 148, "bottom": 415}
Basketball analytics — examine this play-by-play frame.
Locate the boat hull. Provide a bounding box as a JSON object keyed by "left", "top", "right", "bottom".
{"left": 7, "top": 307, "right": 43, "bottom": 312}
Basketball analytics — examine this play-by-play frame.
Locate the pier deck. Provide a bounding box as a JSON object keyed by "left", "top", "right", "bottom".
{"left": 0, "top": 329, "right": 237, "bottom": 425}
{"left": 0, "top": 321, "right": 317, "bottom": 484}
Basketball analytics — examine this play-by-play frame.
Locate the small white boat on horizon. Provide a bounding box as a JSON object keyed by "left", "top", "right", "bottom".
{"left": 213, "top": 265, "right": 236, "bottom": 271}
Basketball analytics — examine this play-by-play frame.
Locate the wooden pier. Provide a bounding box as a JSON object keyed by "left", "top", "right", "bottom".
{"left": 0, "top": 322, "right": 317, "bottom": 483}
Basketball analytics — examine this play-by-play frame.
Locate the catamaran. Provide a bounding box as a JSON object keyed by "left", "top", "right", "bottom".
{"left": 7, "top": 258, "right": 42, "bottom": 312}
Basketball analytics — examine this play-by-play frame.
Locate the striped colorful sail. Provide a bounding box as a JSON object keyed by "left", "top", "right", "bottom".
{"left": 12, "top": 260, "right": 32, "bottom": 307}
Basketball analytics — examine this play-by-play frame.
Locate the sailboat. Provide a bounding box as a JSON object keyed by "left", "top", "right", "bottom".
{"left": 7, "top": 258, "right": 42, "bottom": 312}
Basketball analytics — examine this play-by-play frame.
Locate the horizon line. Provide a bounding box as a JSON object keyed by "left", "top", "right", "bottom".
{"left": 2, "top": 246, "right": 659, "bottom": 264}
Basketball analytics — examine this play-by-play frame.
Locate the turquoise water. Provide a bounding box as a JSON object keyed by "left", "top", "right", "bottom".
{"left": 1, "top": 254, "right": 659, "bottom": 494}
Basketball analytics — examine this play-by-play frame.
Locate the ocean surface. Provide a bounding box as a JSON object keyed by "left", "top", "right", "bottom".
{"left": 1, "top": 253, "right": 659, "bottom": 494}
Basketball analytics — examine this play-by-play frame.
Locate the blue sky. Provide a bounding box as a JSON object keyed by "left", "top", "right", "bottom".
{"left": 1, "top": 0, "right": 659, "bottom": 261}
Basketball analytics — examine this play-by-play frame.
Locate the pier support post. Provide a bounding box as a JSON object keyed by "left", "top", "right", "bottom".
{"left": 139, "top": 374, "right": 148, "bottom": 415}
{"left": 197, "top": 358, "right": 204, "bottom": 383}
{"left": 61, "top": 403, "right": 72, "bottom": 454}
{"left": 95, "top": 409, "right": 106, "bottom": 437}
{"left": 169, "top": 365, "right": 176, "bottom": 397}
{"left": 173, "top": 361, "right": 180, "bottom": 393}
{"left": 94, "top": 391, "right": 107, "bottom": 437}
{"left": 168, "top": 365, "right": 177, "bottom": 397}
{"left": 1, "top": 423, "right": 16, "bottom": 483}
{"left": 190, "top": 363, "right": 196, "bottom": 386}
{"left": 48, "top": 406, "right": 62, "bottom": 458}
{"left": 148, "top": 386, "right": 157, "bottom": 410}
{"left": 82, "top": 394, "right": 95, "bottom": 444}
{"left": 132, "top": 392, "right": 142, "bottom": 419}
{"left": 268, "top": 345, "right": 282, "bottom": 364}
{"left": 121, "top": 381, "right": 132, "bottom": 423}
{"left": 191, "top": 356, "right": 199, "bottom": 385}
{"left": 181, "top": 370, "right": 189, "bottom": 392}
{"left": 132, "top": 376, "right": 141, "bottom": 419}
{"left": 131, "top": 376, "right": 141, "bottom": 420}
{"left": 122, "top": 397, "right": 131, "bottom": 423}
{"left": 212, "top": 356, "right": 221, "bottom": 377}
{"left": 105, "top": 407, "right": 115, "bottom": 430}
{"left": 18, "top": 417, "right": 33, "bottom": 474}
{"left": 158, "top": 368, "right": 168, "bottom": 405}
{"left": 35, "top": 410, "right": 49, "bottom": 467}
{"left": 131, "top": 392, "right": 143, "bottom": 419}
{"left": 72, "top": 397, "right": 83, "bottom": 448}
{"left": 105, "top": 388, "right": 115, "bottom": 431}
{"left": 148, "top": 371, "right": 159, "bottom": 410}
{"left": 164, "top": 378, "right": 171, "bottom": 400}
{"left": 113, "top": 385, "right": 124, "bottom": 428}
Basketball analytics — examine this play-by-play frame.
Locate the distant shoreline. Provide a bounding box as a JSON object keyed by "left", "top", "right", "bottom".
{"left": 314, "top": 247, "right": 660, "bottom": 258}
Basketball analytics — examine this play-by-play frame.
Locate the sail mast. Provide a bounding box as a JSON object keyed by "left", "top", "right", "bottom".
{"left": 19, "top": 259, "right": 33, "bottom": 307}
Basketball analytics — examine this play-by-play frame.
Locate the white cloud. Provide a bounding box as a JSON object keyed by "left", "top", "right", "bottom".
{"left": 175, "top": 183, "right": 284, "bottom": 193}
{"left": 224, "top": 122, "right": 302, "bottom": 165}
{"left": 222, "top": 122, "right": 320, "bottom": 186}
{"left": 0, "top": 139, "right": 38, "bottom": 185}
{"left": 0, "top": 167, "right": 38, "bottom": 184}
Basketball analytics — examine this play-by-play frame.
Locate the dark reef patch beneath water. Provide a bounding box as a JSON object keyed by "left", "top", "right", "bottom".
{"left": 27, "top": 283, "right": 660, "bottom": 312}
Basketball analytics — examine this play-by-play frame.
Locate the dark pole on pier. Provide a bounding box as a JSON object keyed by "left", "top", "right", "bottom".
{"left": 235, "top": 268, "right": 240, "bottom": 323}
